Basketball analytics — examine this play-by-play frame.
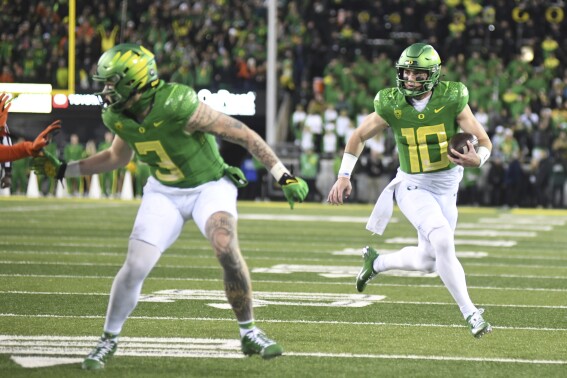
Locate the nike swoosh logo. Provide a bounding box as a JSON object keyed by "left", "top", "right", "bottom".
{"left": 153, "top": 121, "right": 164, "bottom": 127}
{"left": 285, "top": 179, "right": 297, "bottom": 185}
{"left": 434, "top": 106, "right": 445, "bottom": 113}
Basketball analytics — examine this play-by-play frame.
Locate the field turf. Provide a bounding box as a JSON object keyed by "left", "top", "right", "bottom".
{"left": 1, "top": 197, "right": 566, "bottom": 377}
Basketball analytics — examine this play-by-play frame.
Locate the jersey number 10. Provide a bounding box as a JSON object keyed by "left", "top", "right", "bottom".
{"left": 401, "top": 124, "right": 450, "bottom": 173}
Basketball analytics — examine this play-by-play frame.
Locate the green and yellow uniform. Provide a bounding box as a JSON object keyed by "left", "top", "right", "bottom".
{"left": 42, "top": 142, "right": 58, "bottom": 195}
{"left": 102, "top": 81, "right": 226, "bottom": 188}
{"left": 10, "top": 156, "right": 30, "bottom": 194}
{"left": 374, "top": 81, "right": 468, "bottom": 174}
{"left": 97, "top": 139, "right": 116, "bottom": 197}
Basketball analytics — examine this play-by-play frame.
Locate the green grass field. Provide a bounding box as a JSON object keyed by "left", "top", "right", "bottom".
{"left": 1, "top": 197, "right": 566, "bottom": 377}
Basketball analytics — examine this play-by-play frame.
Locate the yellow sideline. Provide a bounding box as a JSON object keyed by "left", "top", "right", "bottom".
{"left": 2, "top": 196, "right": 567, "bottom": 216}
{"left": 509, "top": 208, "right": 567, "bottom": 216}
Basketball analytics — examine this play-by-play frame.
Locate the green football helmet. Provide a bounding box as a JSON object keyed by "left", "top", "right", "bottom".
{"left": 93, "top": 43, "right": 159, "bottom": 109}
{"left": 395, "top": 43, "right": 441, "bottom": 97}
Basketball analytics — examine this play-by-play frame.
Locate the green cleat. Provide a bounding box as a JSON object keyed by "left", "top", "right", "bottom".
{"left": 356, "top": 246, "right": 379, "bottom": 292}
{"left": 466, "top": 308, "right": 493, "bottom": 338}
{"left": 81, "top": 332, "right": 118, "bottom": 370}
{"left": 241, "top": 329, "right": 283, "bottom": 359}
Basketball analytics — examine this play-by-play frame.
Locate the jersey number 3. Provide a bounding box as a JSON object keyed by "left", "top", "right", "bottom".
{"left": 401, "top": 124, "right": 449, "bottom": 173}
{"left": 135, "top": 141, "right": 185, "bottom": 182}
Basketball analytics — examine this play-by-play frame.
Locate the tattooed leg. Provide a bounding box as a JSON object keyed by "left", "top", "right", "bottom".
{"left": 206, "top": 211, "right": 253, "bottom": 322}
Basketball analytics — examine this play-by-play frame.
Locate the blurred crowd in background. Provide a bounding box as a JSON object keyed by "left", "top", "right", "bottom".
{"left": 1, "top": 0, "right": 567, "bottom": 207}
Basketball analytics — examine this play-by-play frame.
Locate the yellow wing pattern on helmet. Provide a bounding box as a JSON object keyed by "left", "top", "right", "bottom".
{"left": 111, "top": 48, "right": 155, "bottom": 88}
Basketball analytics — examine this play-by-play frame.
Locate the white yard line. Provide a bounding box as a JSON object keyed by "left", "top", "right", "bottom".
{"left": 283, "top": 352, "right": 567, "bottom": 364}
{"left": 2, "top": 335, "right": 565, "bottom": 366}
{"left": 1, "top": 273, "right": 567, "bottom": 291}
{"left": 1, "top": 290, "right": 566, "bottom": 310}
{"left": 2, "top": 260, "right": 567, "bottom": 271}
{"left": 1, "top": 315, "right": 567, "bottom": 333}
{"left": 3, "top": 249, "right": 566, "bottom": 262}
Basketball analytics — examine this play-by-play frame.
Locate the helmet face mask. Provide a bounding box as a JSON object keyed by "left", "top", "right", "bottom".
{"left": 395, "top": 43, "right": 441, "bottom": 97}
{"left": 93, "top": 44, "right": 159, "bottom": 109}
{"left": 95, "top": 74, "right": 124, "bottom": 108}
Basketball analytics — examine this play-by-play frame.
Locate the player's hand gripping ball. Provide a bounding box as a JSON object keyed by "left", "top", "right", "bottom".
{"left": 448, "top": 132, "right": 478, "bottom": 158}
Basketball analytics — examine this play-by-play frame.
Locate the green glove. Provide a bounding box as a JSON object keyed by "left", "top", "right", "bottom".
{"left": 224, "top": 165, "right": 248, "bottom": 188}
{"left": 31, "top": 149, "right": 67, "bottom": 180}
{"left": 278, "top": 173, "right": 309, "bottom": 209}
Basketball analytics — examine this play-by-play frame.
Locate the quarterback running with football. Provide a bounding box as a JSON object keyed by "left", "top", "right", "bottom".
{"left": 327, "top": 43, "right": 493, "bottom": 338}
{"left": 31, "top": 44, "right": 308, "bottom": 369}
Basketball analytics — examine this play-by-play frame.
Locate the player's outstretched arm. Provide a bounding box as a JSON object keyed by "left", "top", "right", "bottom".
{"left": 0, "top": 120, "right": 61, "bottom": 163}
{"left": 74, "top": 135, "right": 133, "bottom": 176}
{"left": 31, "top": 134, "right": 133, "bottom": 179}
{"left": 186, "top": 102, "right": 308, "bottom": 208}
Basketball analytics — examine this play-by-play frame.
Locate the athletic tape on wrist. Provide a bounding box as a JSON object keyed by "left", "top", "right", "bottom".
{"left": 338, "top": 153, "right": 358, "bottom": 178}
{"left": 477, "top": 146, "right": 491, "bottom": 168}
{"left": 65, "top": 161, "right": 81, "bottom": 178}
{"left": 270, "top": 161, "right": 290, "bottom": 182}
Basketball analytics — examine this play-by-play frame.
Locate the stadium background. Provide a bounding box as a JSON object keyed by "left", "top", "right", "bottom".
{"left": 1, "top": 2, "right": 567, "bottom": 376}
{"left": 1, "top": 0, "right": 567, "bottom": 206}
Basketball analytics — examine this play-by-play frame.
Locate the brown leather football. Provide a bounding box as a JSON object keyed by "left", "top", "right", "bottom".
{"left": 448, "top": 132, "right": 478, "bottom": 158}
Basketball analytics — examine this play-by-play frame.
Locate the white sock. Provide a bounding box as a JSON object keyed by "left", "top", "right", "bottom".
{"left": 104, "top": 239, "right": 162, "bottom": 334}
{"left": 428, "top": 228, "right": 477, "bottom": 318}
{"left": 373, "top": 246, "right": 436, "bottom": 273}
{"left": 238, "top": 320, "right": 257, "bottom": 338}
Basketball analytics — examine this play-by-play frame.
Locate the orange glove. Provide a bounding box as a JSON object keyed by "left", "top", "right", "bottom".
{"left": 26, "top": 120, "right": 62, "bottom": 156}
{"left": 0, "top": 120, "right": 61, "bottom": 163}
{"left": 0, "top": 92, "right": 12, "bottom": 133}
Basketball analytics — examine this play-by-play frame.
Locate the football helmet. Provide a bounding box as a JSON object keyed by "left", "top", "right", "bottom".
{"left": 395, "top": 43, "right": 441, "bottom": 97}
{"left": 93, "top": 43, "right": 159, "bottom": 109}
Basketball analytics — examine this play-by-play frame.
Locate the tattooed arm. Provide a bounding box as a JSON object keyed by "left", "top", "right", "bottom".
{"left": 186, "top": 101, "right": 309, "bottom": 208}
{"left": 185, "top": 101, "right": 286, "bottom": 175}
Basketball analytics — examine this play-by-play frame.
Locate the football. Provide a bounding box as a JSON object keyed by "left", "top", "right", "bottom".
{"left": 448, "top": 132, "right": 478, "bottom": 158}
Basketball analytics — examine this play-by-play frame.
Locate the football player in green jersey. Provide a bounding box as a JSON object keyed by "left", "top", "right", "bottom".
{"left": 328, "top": 43, "right": 493, "bottom": 338}
{"left": 31, "top": 43, "right": 308, "bottom": 369}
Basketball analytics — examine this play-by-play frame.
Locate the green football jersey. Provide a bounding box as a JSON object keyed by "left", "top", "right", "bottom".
{"left": 374, "top": 81, "right": 468, "bottom": 174}
{"left": 64, "top": 144, "right": 85, "bottom": 161}
{"left": 101, "top": 82, "right": 226, "bottom": 188}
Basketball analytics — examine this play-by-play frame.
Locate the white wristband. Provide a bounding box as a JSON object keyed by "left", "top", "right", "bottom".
{"left": 65, "top": 161, "right": 81, "bottom": 177}
{"left": 270, "top": 161, "right": 290, "bottom": 182}
{"left": 338, "top": 152, "right": 358, "bottom": 178}
{"left": 477, "top": 146, "right": 491, "bottom": 168}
